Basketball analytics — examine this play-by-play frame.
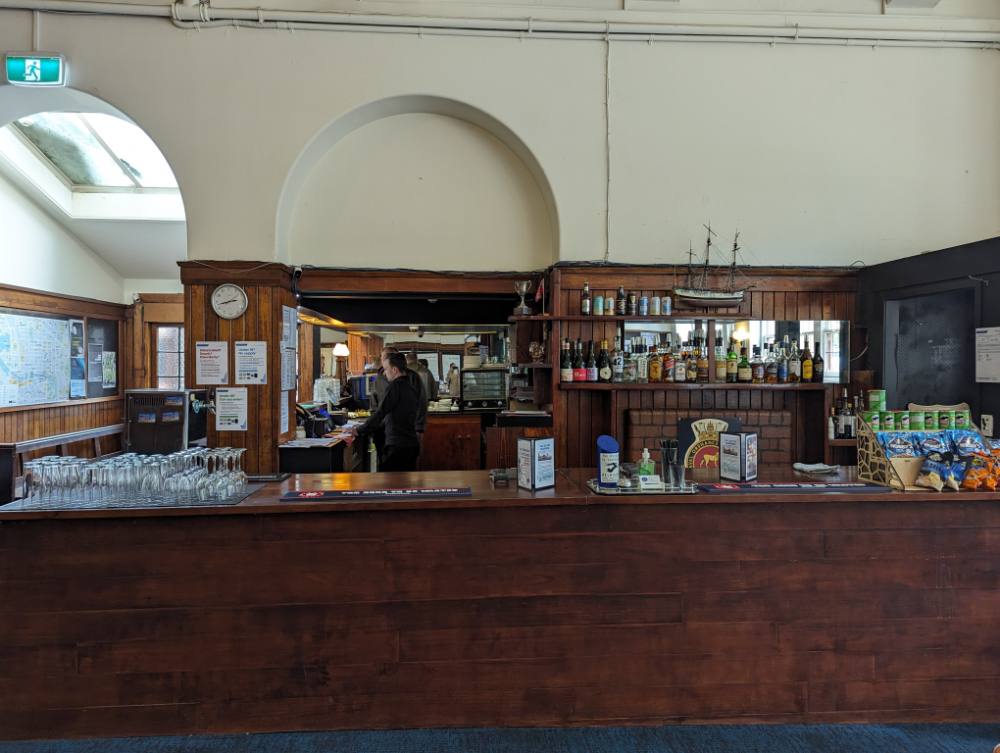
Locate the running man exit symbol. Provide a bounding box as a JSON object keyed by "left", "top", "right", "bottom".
{"left": 24, "top": 59, "right": 40, "bottom": 81}
{"left": 5, "top": 53, "right": 67, "bottom": 86}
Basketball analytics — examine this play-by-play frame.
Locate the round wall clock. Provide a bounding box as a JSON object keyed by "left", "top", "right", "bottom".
{"left": 211, "top": 283, "right": 249, "bottom": 320}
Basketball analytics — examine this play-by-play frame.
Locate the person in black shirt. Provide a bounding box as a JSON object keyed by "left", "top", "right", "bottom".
{"left": 347, "top": 353, "right": 421, "bottom": 472}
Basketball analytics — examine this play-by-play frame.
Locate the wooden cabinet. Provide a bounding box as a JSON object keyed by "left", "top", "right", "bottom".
{"left": 421, "top": 414, "right": 481, "bottom": 471}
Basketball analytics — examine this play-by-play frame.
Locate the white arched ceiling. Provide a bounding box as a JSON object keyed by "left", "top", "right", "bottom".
{"left": 276, "top": 95, "right": 559, "bottom": 271}
{"left": 0, "top": 85, "right": 187, "bottom": 281}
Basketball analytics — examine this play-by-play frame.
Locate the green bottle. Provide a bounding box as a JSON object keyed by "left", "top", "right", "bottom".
{"left": 726, "top": 339, "right": 739, "bottom": 384}
{"left": 737, "top": 345, "right": 752, "bottom": 384}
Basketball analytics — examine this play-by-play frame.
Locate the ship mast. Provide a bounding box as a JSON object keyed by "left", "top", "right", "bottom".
{"left": 727, "top": 231, "right": 740, "bottom": 293}
{"left": 701, "top": 223, "right": 715, "bottom": 290}
{"left": 684, "top": 241, "right": 695, "bottom": 288}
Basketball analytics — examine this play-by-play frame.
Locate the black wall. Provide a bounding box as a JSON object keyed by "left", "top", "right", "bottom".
{"left": 857, "top": 236, "right": 1000, "bottom": 422}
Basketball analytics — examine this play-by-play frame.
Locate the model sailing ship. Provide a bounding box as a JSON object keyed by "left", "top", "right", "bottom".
{"left": 673, "top": 224, "right": 758, "bottom": 308}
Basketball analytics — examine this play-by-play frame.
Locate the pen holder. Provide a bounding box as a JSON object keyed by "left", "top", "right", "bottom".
{"left": 660, "top": 439, "right": 684, "bottom": 490}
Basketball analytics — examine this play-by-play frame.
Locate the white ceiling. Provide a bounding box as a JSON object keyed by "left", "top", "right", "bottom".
{"left": 0, "top": 152, "right": 187, "bottom": 279}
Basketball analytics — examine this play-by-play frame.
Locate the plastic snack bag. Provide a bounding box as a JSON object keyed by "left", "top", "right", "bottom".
{"left": 950, "top": 429, "right": 990, "bottom": 458}
{"left": 915, "top": 432, "right": 951, "bottom": 456}
{"left": 882, "top": 433, "right": 920, "bottom": 459}
{"left": 915, "top": 452, "right": 951, "bottom": 492}
{"left": 961, "top": 455, "right": 993, "bottom": 490}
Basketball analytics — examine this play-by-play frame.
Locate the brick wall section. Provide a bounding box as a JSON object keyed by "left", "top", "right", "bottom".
{"left": 627, "top": 409, "right": 793, "bottom": 467}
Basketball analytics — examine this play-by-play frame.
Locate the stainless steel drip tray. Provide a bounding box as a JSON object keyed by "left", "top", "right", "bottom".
{"left": 587, "top": 479, "right": 698, "bottom": 496}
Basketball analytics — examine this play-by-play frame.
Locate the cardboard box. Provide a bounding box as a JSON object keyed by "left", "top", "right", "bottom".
{"left": 517, "top": 436, "right": 555, "bottom": 490}
{"left": 720, "top": 431, "right": 758, "bottom": 481}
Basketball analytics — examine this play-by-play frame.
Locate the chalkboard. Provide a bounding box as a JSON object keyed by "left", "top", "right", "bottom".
{"left": 86, "top": 317, "right": 120, "bottom": 399}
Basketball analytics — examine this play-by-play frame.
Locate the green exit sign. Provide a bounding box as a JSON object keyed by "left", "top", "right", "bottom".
{"left": 5, "top": 53, "right": 66, "bottom": 87}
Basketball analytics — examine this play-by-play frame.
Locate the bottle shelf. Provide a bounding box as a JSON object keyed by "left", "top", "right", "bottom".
{"left": 517, "top": 363, "right": 553, "bottom": 369}
{"left": 559, "top": 382, "right": 829, "bottom": 391}
{"left": 510, "top": 314, "right": 746, "bottom": 323}
{"left": 827, "top": 438, "right": 858, "bottom": 446}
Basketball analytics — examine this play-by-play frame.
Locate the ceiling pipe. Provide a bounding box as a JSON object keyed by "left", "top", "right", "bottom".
{"left": 0, "top": 0, "right": 998, "bottom": 49}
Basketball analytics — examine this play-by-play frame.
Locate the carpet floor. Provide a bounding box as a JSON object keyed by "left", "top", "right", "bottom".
{"left": 2, "top": 725, "right": 1000, "bottom": 753}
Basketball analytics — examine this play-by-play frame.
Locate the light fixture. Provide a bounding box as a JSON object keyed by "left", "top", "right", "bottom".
{"left": 333, "top": 343, "right": 350, "bottom": 357}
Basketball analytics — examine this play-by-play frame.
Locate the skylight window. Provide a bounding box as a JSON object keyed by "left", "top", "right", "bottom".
{"left": 9, "top": 112, "right": 179, "bottom": 190}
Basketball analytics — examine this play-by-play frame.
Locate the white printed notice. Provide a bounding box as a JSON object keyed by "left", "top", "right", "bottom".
{"left": 282, "top": 306, "right": 298, "bottom": 349}
{"left": 280, "top": 390, "right": 291, "bottom": 434}
{"left": 235, "top": 341, "right": 267, "bottom": 385}
{"left": 281, "top": 349, "right": 296, "bottom": 391}
{"left": 976, "top": 327, "right": 1000, "bottom": 383}
{"left": 215, "top": 387, "right": 248, "bottom": 431}
{"left": 195, "top": 341, "right": 228, "bottom": 385}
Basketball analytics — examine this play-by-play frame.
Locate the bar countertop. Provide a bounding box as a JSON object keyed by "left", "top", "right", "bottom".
{"left": 2, "top": 466, "right": 1000, "bottom": 520}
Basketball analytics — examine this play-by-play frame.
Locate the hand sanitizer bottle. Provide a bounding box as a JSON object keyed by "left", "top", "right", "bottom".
{"left": 638, "top": 447, "right": 656, "bottom": 476}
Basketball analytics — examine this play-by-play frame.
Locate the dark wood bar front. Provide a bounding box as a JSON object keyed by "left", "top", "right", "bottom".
{"left": 2, "top": 470, "right": 999, "bottom": 738}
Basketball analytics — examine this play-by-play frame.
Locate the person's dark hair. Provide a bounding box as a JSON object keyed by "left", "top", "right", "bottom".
{"left": 419, "top": 359, "right": 429, "bottom": 368}
{"left": 385, "top": 354, "right": 408, "bottom": 374}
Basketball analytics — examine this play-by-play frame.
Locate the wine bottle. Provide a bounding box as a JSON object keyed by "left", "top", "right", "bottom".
{"left": 598, "top": 340, "right": 612, "bottom": 383}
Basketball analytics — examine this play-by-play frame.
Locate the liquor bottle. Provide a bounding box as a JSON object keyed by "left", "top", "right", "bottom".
{"left": 573, "top": 339, "right": 586, "bottom": 382}
{"left": 751, "top": 346, "right": 765, "bottom": 384}
{"left": 801, "top": 338, "right": 814, "bottom": 382}
{"left": 674, "top": 340, "right": 687, "bottom": 383}
{"left": 611, "top": 336, "right": 624, "bottom": 382}
{"left": 623, "top": 340, "right": 636, "bottom": 383}
{"left": 696, "top": 338, "right": 709, "bottom": 384}
{"left": 764, "top": 344, "right": 778, "bottom": 384}
{"left": 581, "top": 283, "right": 591, "bottom": 315}
{"left": 737, "top": 346, "right": 752, "bottom": 384}
{"left": 635, "top": 339, "right": 649, "bottom": 383}
{"left": 648, "top": 344, "right": 663, "bottom": 383}
{"left": 777, "top": 344, "right": 789, "bottom": 384}
{"left": 586, "top": 340, "right": 598, "bottom": 382}
{"left": 560, "top": 339, "right": 573, "bottom": 382}
{"left": 726, "top": 339, "right": 738, "bottom": 383}
{"left": 616, "top": 286, "right": 626, "bottom": 316}
{"left": 848, "top": 398, "right": 857, "bottom": 439}
{"left": 788, "top": 339, "right": 801, "bottom": 383}
{"left": 598, "top": 340, "right": 612, "bottom": 383}
{"left": 812, "top": 339, "right": 825, "bottom": 383}
{"left": 687, "top": 340, "right": 698, "bottom": 382}
{"left": 715, "top": 329, "right": 727, "bottom": 382}
{"left": 837, "top": 388, "right": 850, "bottom": 438}
{"left": 828, "top": 407, "right": 836, "bottom": 440}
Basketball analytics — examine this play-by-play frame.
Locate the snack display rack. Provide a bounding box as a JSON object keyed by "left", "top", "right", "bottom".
{"left": 857, "top": 416, "right": 987, "bottom": 492}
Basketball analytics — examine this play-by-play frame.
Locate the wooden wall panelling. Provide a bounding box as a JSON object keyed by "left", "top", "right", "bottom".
{"left": 0, "top": 284, "right": 127, "bottom": 457}
{"left": 551, "top": 267, "right": 858, "bottom": 468}
{"left": 181, "top": 265, "right": 297, "bottom": 474}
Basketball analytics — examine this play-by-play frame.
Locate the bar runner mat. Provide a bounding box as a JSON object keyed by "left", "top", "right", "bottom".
{"left": 281, "top": 487, "right": 473, "bottom": 501}
{"left": 698, "top": 482, "right": 893, "bottom": 494}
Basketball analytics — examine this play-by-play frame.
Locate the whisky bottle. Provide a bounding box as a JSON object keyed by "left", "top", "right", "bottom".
{"left": 715, "top": 329, "right": 727, "bottom": 382}
{"left": 586, "top": 340, "right": 598, "bottom": 382}
{"left": 726, "top": 340, "right": 738, "bottom": 383}
{"left": 648, "top": 344, "right": 663, "bottom": 383}
{"left": 696, "top": 338, "right": 709, "bottom": 384}
{"left": 635, "top": 339, "right": 649, "bottom": 383}
{"left": 788, "top": 339, "right": 801, "bottom": 383}
{"left": 777, "top": 345, "right": 789, "bottom": 384}
{"left": 801, "top": 338, "right": 814, "bottom": 382}
{"left": 751, "top": 346, "right": 765, "bottom": 384}
{"left": 623, "top": 340, "right": 635, "bottom": 383}
{"left": 598, "top": 340, "right": 612, "bottom": 383}
{"left": 560, "top": 339, "right": 573, "bottom": 382}
{"left": 581, "top": 283, "right": 591, "bottom": 315}
{"left": 663, "top": 336, "right": 675, "bottom": 382}
{"left": 674, "top": 340, "right": 687, "bottom": 383}
{"left": 737, "top": 346, "right": 752, "bottom": 384}
{"left": 686, "top": 340, "right": 698, "bottom": 382}
{"left": 611, "top": 336, "right": 624, "bottom": 382}
{"left": 764, "top": 344, "right": 778, "bottom": 384}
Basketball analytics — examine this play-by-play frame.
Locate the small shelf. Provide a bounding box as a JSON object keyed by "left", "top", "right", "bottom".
{"left": 559, "top": 382, "right": 829, "bottom": 391}
{"left": 509, "top": 314, "right": 746, "bottom": 323}
{"left": 517, "top": 363, "right": 553, "bottom": 369}
{"left": 828, "top": 438, "right": 858, "bottom": 447}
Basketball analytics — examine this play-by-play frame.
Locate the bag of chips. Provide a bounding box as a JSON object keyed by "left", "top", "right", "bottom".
{"left": 915, "top": 452, "right": 951, "bottom": 492}
{"left": 915, "top": 432, "right": 951, "bottom": 456}
{"left": 881, "top": 432, "right": 920, "bottom": 458}
{"left": 961, "top": 455, "right": 994, "bottom": 490}
{"left": 950, "top": 429, "right": 990, "bottom": 458}
{"left": 946, "top": 458, "right": 968, "bottom": 491}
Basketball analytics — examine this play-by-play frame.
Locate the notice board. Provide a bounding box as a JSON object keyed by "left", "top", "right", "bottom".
{"left": 86, "top": 317, "right": 120, "bottom": 398}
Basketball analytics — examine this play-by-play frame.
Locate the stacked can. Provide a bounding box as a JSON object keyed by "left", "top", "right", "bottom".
{"left": 909, "top": 411, "right": 925, "bottom": 431}
{"left": 868, "top": 390, "right": 887, "bottom": 412}
{"left": 939, "top": 410, "right": 956, "bottom": 430}
{"left": 861, "top": 411, "right": 880, "bottom": 430}
{"left": 925, "top": 411, "right": 939, "bottom": 430}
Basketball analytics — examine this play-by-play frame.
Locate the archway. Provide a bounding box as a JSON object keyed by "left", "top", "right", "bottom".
{"left": 275, "top": 95, "right": 559, "bottom": 268}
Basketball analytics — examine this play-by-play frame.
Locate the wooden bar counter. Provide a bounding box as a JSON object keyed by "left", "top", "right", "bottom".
{"left": 2, "top": 468, "right": 999, "bottom": 738}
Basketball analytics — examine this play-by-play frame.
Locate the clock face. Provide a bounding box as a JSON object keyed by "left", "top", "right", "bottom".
{"left": 211, "top": 284, "right": 248, "bottom": 320}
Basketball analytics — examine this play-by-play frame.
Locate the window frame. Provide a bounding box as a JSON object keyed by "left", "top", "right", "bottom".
{"left": 151, "top": 322, "right": 186, "bottom": 391}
